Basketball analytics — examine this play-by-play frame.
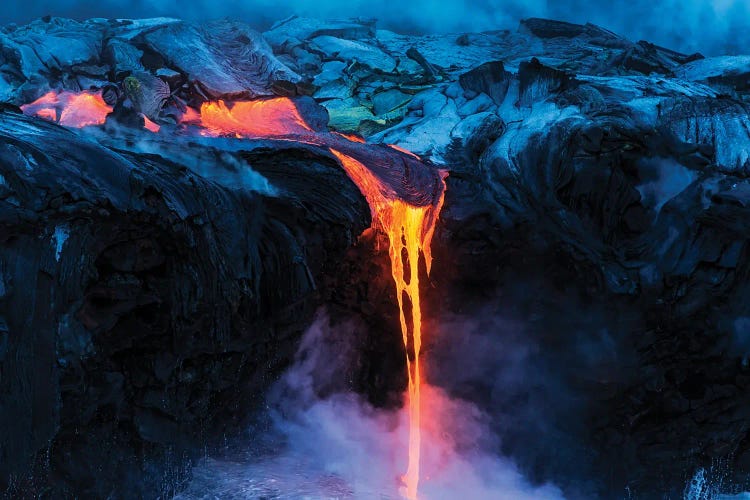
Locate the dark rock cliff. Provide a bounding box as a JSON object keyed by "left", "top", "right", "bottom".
{"left": 0, "top": 109, "right": 369, "bottom": 496}
{"left": 3, "top": 14, "right": 750, "bottom": 499}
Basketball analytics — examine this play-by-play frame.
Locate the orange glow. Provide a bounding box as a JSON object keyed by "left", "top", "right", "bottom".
{"left": 36, "top": 108, "right": 58, "bottom": 121}
{"left": 330, "top": 149, "right": 446, "bottom": 500}
{"left": 388, "top": 144, "right": 421, "bottom": 159}
{"left": 192, "top": 98, "right": 313, "bottom": 137}
{"left": 176, "top": 94, "right": 447, "bottom": 498}
{"left": 180, "top": 106, "right": 202, "bottom": 123}
{"left": 142, "top": 115, "right": 161, "bottom": 133}
{"left": 335, "top": 131, "right": 366, "bottom": 143}
{"left": 21, "top": 90, "right": 112, "bottom": 127}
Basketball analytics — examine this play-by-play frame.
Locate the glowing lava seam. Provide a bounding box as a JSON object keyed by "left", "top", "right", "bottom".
{"left": 330, "top": 149, "right": 446, "bottom": 500}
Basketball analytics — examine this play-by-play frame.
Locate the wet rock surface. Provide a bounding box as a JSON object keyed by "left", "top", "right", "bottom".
{"left": 2, "top": 13, "right": 750, "bottom": 499}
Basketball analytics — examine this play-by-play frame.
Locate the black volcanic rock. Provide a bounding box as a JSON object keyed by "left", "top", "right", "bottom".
{"left": 0, "top": 109, "right": 369, "bottom": 496}
{"left": 3, "top": 12, "right": 750, "bottom": 499}
{"left": 458, "top": 60, "right": 512, "bottom": 104}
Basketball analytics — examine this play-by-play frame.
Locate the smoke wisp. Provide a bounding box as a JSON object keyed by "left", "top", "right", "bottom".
{"left": 178, "top": 310, "right": 564, "bottom": 499}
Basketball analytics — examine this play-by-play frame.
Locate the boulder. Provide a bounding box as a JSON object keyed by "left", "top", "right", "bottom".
{"left": 141, "top": 20, "right": 301, "bottom": 100}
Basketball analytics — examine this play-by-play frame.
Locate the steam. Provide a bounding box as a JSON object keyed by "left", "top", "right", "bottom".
{"left": 1, "top": 0, "right": 748, "bottom": 56}
{"left": 130, "top": 138, "right": 279, "bottom": 195}
{"left": 178, "top": 310, "right": 564, "bottom": 499}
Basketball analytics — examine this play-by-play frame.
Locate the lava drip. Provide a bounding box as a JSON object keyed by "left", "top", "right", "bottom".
{"left": 330, "top": 149, "right": 446, "bottom": 499}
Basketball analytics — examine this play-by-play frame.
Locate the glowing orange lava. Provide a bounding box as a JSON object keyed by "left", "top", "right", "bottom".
{"left": 180, "top": 106, "right": 202, "bottom": 124}
{"left": 21, "top": 90, "right": 447, "bottom": 498}
{"left": 142, "top": 115, "right": 161, "bottom": 133}
{"left": 330, "top": 149, "right": 446, "bottom": 500}
{"left": 195, "top": 98, "right": 312, "bottom": 137}
{"left": 334, "top": 131, "right": 366, "bottom": 143}
{"left": 387, "top": 143, "right": 421, "bottom": 159}
{"left": 21, "top": 90, "right": 112, "bottom": 127}
{"left": 179, "top": 96, "right": 448, "bottom": 499}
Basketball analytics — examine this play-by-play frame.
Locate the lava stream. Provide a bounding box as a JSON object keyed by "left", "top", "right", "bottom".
{"left": 330, "top": 149, "right": 446, "bottom": 499}
{"left": 20, "top": 90, "right": 448, "bottom": 498}
{"left": 186, "top": 99, "right": 447, "bottom": 499}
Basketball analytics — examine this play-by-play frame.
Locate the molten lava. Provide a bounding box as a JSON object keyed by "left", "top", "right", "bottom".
{"left": 180, "top": 105, "right": 202, "bottom": 124}
{"left": 177, "top": 95, "right": 447, "bottom": 497}
{"left": 334, "top": 131, "right": 366, "bottom": 143}
{"left": 20, "top": 90, "right": 112, "bottom": 127}
{"left": 330, "top": 150, "right": 446, "bottom": 499}
{"left": 21, "top": 90, "right": 447, "bottom": 498}
{"left": 192, "top": 98, "right": 312, "bottom": 137}
{"left": 142, "top": 115, "right": 161, "bottom": 133}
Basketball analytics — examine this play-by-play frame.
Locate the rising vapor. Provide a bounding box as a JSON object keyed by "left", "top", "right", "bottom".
{"left": 178, "top": 311, "right": 566, "bottom": 499}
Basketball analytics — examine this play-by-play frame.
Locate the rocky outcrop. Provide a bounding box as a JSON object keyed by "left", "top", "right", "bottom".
{"left": 0, "top": 108, "right": 369, "bottom": 496}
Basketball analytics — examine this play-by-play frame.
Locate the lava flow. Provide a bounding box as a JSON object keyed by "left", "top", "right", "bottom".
{"left": 20, "top": 90, "right": 447, "bottom": 498}
{"left": 20, "top": 90, "right": 112, "bottom": 127}
{"left": 184, "top": 98, "right": 313, "bottom": 137}
{"left": 184, "top": 97, "right": 448, "bottom": 498}
{"left": 330, "top": 150, "right": 446, "bottom": 499}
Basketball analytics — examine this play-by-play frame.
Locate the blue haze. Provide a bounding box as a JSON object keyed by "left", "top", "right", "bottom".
{"left": 0, "top": 0, "right": 748, "bottom": 56}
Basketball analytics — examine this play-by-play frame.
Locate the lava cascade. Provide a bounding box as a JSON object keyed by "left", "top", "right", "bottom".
{"left": 187, "top": 97, "right": 448, "bottom": 498}
{"left": 20, "top": 90, "right": 447, "bottom": 499}
{"left": 329, "top": 149, "right": 446, "bottom": 499}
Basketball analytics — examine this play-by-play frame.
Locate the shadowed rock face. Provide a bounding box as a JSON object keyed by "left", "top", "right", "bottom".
{"left": 3, "top": 13, "right": 750, "bottom": 499}
{"left": 0, "top": 109, "right": 370, "bottom": 496}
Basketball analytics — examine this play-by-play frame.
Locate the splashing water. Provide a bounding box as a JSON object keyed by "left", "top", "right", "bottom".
{"left": 684, "top": 465, "right": 750, "bottom": 500}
